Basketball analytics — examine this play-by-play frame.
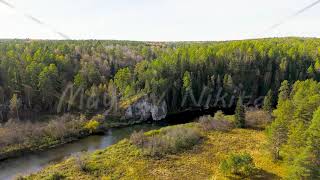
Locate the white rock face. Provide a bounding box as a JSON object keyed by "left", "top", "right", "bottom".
{"left": 151, "top": 101, "right": 167, "bottom": 121}
{"left": 124, "top": 97, "right": 167, "bottom": 121}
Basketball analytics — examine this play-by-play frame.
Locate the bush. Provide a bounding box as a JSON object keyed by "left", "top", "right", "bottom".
{"left": 213, "top": 111, "right": 225, "bottom": 121}
{"left": 163, "top": 126, "right": 201, "bottom": 152}
{"left": 143, "top": 135, "right": 169, "bottom": 157}
{"left": 130, "top": 130, "right": 146, "bottom": 147}
{"left": 0, "top": 114, "right": 86, "bottom": 151}
{"left": 220, "top": 153, "right": 256, "bottom": 177}
{"left": 130, "top": 125, "right": 202, "bottom": 157}
{"left": 199, "top": 115, "right": 233, "bottom": 132}
{"left": 245, "top": 108, "right": 272, "bottom": 129}
{"left": 84, "top": 120, "right": 100, "bottom": 133}
{"left": 75, "top": 153, "right": 91, "bottom": 173}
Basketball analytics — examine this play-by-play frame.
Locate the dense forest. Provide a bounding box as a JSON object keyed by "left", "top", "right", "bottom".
{"left": 0, "top": 40, "right": 164, "bottom": 120}
{"left": 23, "top": 79, "right": 320, "bottom": 179}
{"left": 267, "top": 79, "right": 320, "bottom": 178}
{"left": 2, "top": 38, "right": 320, "bottom": 121}
{"left": 1, "top": 38, "right": 320, "bottom": 179}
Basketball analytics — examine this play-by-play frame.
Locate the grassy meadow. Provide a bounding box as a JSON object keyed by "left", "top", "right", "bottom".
{"left": 25, "top": 113, "right": 288, "bottom": 180}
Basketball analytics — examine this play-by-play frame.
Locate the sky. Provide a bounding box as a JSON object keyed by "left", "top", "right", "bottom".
{"left": 0, "top": 0, "right": 319, "bottom": 41}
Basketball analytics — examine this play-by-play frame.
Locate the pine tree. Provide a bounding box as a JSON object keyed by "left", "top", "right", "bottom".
{"left": 267, "top": 97, "right": 294, "bottom": 160}
{"left": 287, "top": 107, "right": 320, "bottom": 179}
{"left": 183, "top": 71, "right": 192, "bottom": 91}
{"left": 263, "top": 90, "right": 273, "bottom": 112}
{"left": 304, "top": 108, "right": 320, "bottom": 178}
{"left": 235, "top": 97, "right": 245, "bottom": 128}
{"left": 278, "top": 80, "right": 290, "bottom": 103}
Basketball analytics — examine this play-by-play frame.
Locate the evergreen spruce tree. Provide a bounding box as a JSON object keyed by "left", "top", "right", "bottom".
{"left": 235, "top": 97, "right": 245, "bottom": 128}
{"left": 285, "top": 107, "right": 320, "bottom": 179}
{"left": 266, "top": 83, "right": 293, "bottom": 160}
{"left": 263, "top": 90, "right": 273, "bottom": 112}
{"left": 304, "top": 108, "right": 320, "bottom": 178}
{"left": 278, "top": 80, "right": 290, "bottom": 103}
{"left": 289, "top": 107, "right": 320, "bottom": 179}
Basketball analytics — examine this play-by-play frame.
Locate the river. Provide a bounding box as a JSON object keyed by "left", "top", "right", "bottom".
{"left": 0, "top": 123, "right": 164, "bottom": 180}
{"left": 0, "top": 108, "right": 231, "bottom": 180}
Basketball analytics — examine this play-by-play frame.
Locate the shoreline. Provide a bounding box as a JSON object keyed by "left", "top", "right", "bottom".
{"left": 0, "top": 107, "right": 230, "bottom": 162}
{"left": 0, "top": 119, "right": 146, "bottom": 162}
{"left": 25, "top": 124, "right": 288, "bottom": 179}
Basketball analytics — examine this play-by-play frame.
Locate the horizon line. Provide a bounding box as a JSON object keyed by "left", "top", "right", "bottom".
{"left": 0, "top": 36, "right": 319, "bottom": 43}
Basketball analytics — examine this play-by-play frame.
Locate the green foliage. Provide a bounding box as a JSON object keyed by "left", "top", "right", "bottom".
{"left": 0, "top": 40, "right": 163, "bottom": 116}
{"left": 220, "top": 153, "right": 256, "bottom": 177}
{"left": 235, "top": 98, "right": 245, "bottom": 128}
{"left": 1, "top": 38, "right": 320, "bottom": 119}
{"left": 307, "top": 65, "right": 315, "bottom": 77}
{"left": 263, "top": 90, "right": 273, "bottom": 113}
{"left": 315, "top": 58, "right": 320, "bottom": 72}
{"left": 114, "top": 67, "right": 134, "bottom": 97}
{"left": 74, "top": 72, "right": 87, "bottom": 88}
{"left": 266, "top": 101, "right": 293, "bottom": 160}
{"left": 183, "top": 71, "right": 192, "bottom": 91}
{"left": 38, "top": 64, "right": 60, "bottom": 108}
{"left": 278, "top": 80, "right": 290, "bottom": 103}
{"left": 25, "top": 123, "right": 288, "bottom": 179}
{"left": 267, "top": 79, "right": 320, "bottom": 179}
{"left": 280, "top": 80, "right": 320, "bottom": 164}
{"left": 287, "top": 107, "right": 320, "bottom": 179}
{"left": 303, "top": 108, "right": 320, "bottom": 178}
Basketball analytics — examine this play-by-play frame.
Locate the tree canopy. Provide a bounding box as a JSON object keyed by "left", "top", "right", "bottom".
{"left": 1, "top": 38, "right": 320, "bottom": 120}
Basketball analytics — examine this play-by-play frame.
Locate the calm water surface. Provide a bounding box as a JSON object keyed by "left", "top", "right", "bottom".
{"left": 0, "top": 123, "right": 163, "bottom": 180}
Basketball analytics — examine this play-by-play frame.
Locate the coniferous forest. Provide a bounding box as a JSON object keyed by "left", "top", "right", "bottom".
{"left": 2, "top": 38, "right": 320, "bottom": 117}
{"left": 0, "top": 38, "right": 319, "bottom": 179}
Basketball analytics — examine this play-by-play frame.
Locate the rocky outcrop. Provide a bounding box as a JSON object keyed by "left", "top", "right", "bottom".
{"left": 124, "top": 97, "right": 167, "bottom": 121}
{"left": 151, "top": 101, "right": 167, "bottom": 120}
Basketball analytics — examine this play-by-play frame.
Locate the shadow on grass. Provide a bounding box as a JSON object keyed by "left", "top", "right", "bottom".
{"left": 225, "top": 169, "right": 280, "bottom": 180}
{"left": 251, "top": 169, "right": 281, "bottom": 180}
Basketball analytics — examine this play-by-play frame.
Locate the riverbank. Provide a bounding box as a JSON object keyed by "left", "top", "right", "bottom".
{"left": 0, "top": 104, "right": 227, "bottom": 162}
{"left": 0, "top": 113, "right": 147, "bottom": 161}
{"left": 0, "top": 123, "right": 165, "bottom": 180}
{"left": 25, "top": 122, "right": 288, "bottom": 179}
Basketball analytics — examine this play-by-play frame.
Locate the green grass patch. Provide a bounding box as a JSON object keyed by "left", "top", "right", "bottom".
{"left": 25, "top": 122, "right": 289, "bottom": 179}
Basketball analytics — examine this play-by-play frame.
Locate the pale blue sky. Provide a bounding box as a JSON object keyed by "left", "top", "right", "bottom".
{"left": 0, "top": 0, "right": 319, "bottom": 41}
